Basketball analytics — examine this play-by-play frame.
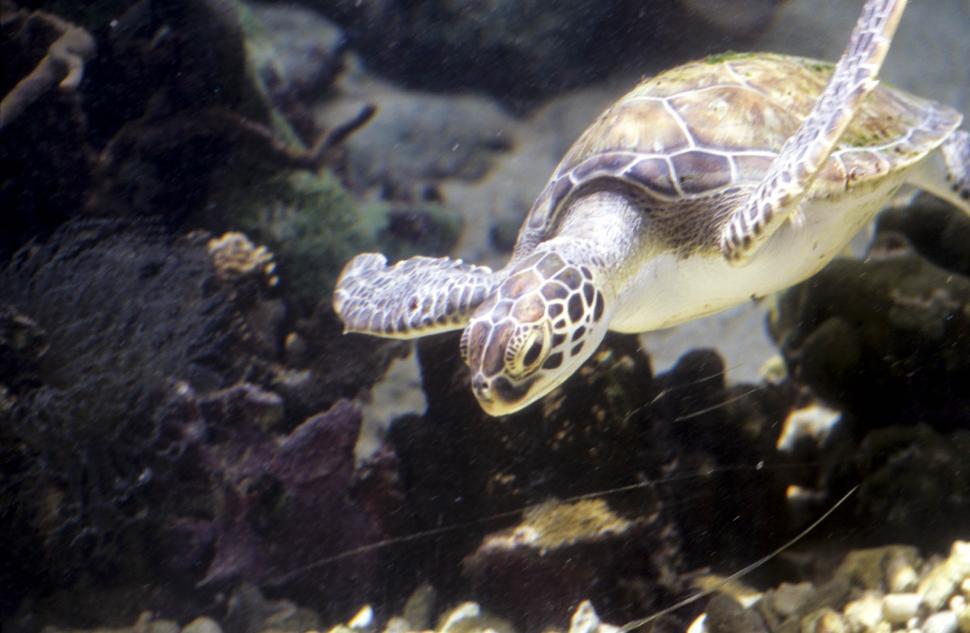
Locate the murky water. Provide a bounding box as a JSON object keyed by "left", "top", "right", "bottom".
{"left": 2, "top": 1, "right": 969, "bottom": 632}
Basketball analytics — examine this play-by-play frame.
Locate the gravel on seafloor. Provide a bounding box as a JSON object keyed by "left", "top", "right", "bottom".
{"left": 37, "top": 541, "right": 970, "bottom": 633}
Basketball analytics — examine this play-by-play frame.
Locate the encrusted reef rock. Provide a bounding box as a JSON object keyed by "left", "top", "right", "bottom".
{"left": 387, "top": 332, "right": 799, "bottom": 629}
{"left": 842, "top": 424, "right": 970, "bottom": 548}
{"left": 188, "top": 393, "right": 394, "bottom": 611}
{"left": 462, "top": 498, "right": 682, "bottom": 632}
{"left": 770, "top": 210, "right": 970, "bottom": 431}
{"left": 769, "top": 201, "right": 970, "bottom": 551}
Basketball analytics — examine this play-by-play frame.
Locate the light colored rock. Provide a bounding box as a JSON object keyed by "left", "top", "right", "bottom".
{"left": 348, "top": 606, "right": 374, "bottom": 631}
{"left": 402, "top": 583, "right": 436, "bottom": 631}
{"left": 803, "top": 608, "right": 846, "bottom": 633}
{"left": 951, "top": 595, "right": 967, "bottom": 613}
{"left": 771, "top": 581, "right": 816, "bottom": 617}
{"left": 957, "top": 603, "right": 970, "bottom": 633}
{"left": 569, "top": 601, "right": 601, "bottom": 633}
{"left": 380, "top": 617, "right": 410, "bottom": 633}
{"left": 181, "top": 618, "right": 223, "bottom": 633}
{"left": 686, "top": 614, "right": 707, "bottom": 633}
{"left": 920, "top": 542, "right": 970, "bottom": 610}
{"left": 777, "top": 404, "right": 841, "bottom": 451}
{"left": 437, "top": 602, "right": 516, "bottom": 633}
{"left": 888, "top": 557, "right": 921, "bottom": 594}
{"left": 882, "top": 593, "right": 923, "bottom": 624}
{"left": 838, "top": 546, "right": 921, "bottom": 592}
{"left": 843, "top": 592, "right": 883, "bottom": 632}
{"left": 439, "top": 601, "right": 482, "bottom": 633}
{"left": 923, "top": 611, "right": 959, "bottom": 633}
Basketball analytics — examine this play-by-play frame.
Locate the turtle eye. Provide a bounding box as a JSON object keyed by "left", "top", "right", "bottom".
{"left": 507, "top": 324, "right": 550, "bottom": 379}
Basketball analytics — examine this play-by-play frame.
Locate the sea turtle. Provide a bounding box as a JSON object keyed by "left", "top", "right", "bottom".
{"left": 333, "top": 0, "right": 969, "bottom": 416}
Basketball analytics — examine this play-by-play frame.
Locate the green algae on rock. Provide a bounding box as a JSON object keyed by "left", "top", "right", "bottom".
{"left": 212, "top": 169, "right": 461, "bottom": 313}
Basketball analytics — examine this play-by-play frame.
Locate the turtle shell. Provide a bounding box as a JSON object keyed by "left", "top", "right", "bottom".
{"left": 517, "top": 52, "right": 962, "bottom": 250}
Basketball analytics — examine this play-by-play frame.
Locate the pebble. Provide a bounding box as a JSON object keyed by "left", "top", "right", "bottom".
{"left": 958, "top": 604, "right": 970, "bottom": 633}
{"left": 807, "top": 608, "right": 846, "bottom": 633}
{"left": 921, "top": 542, "right": 970, "bottom": 610}
{"left": 923, "top": 610, "right": 959, "bottom": 633}
{"left": 952, "top": 596, "right": 967, "bottom": 613}
{"left": 181, "top": 618, "right": 223, "bottom": 633}
{"left": 844, "top": 592, "right": 884, "bottom": 631}
{"left": 889, "top": 562, "right": 921, "bottom": 593}
{"left": 348, "top": 606, "right": 374, "bottom": 631}
{"left": 381, "top": 618, "right": 410, "bottom": 633}
{"left": 771, "top": 582, "right": 816, "bottom": 617}
{"left": 568, "top": 601, "right": 601, "bottom": 633}
{"left": 883, "top": 593, "right": 924, "bottom": 624}
{"left": 402, "top": 584, "right": 436, "bottom": 630}
{"left": 439, "top": 602, "right": 481, "bottom": 633}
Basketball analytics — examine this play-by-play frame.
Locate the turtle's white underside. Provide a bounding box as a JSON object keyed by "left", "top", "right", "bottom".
{"left": 610, "top": 168, "right": 910, "bottom": 333}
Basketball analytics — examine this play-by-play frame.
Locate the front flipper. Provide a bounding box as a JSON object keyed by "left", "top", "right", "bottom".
{"left": 333, "top": 253, "right": 499, "bottom": 339}
{"left": 720, "top": 0, "right": 908, "bottom": 264}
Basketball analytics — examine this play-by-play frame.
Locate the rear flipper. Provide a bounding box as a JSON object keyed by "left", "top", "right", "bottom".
{"left": 909, "top": 130, "right": 970, "bottom": 214}
{"left": 719, "top": 0, "right": 908, "bottom": 264}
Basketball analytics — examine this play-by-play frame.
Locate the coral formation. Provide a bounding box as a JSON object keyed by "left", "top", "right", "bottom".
{"left": 207, "top": 231, "right": 279, "bottom": 287}
{"left": 0, "top": 220, "right": 257, "bottom": 593}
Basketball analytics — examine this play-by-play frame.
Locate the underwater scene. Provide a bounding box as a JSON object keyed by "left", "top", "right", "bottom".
{"left": 2, "top": 0, "right": 970, "bottom": 631}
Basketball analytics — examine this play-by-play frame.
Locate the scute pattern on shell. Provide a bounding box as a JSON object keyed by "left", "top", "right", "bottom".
{"left": 518, "top": 53, "right": 961, "bottom": 250}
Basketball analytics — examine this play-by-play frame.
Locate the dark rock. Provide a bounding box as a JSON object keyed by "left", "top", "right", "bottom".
{"left": 770, "top": 229, "right": 970, "bottom": 431}
{"left": 0, "top": 6, "right": 95, "bottom": 256}
{"left": 845, "top": 425, "right": 970, "bottom": 548}
{"left": 876, "top": 194, "right": 970, "bottom": 278}
{"left": 76, "top": 0, "right": 361, "bottom": 230}
{"left": 198, "top": 398, "right": 389, "bottom": 616}
{"left": 273, "top": 304, "right": 408, "bottom": 422}
{"left": 463, "top": 498, "right": 684, "bottom": 632}
{"left": 309, "top": 0, "right": 760, "bottom": 106}
{"left": 705, "top": 593, "right": 769, "bottom": 633}
{"left": 680, "top": 0, "right": 784, "bottom": 37}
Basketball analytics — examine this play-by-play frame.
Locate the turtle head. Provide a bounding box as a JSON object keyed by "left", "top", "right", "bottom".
{"left": 459, "top": 250, "right": 609, "bottom": 416}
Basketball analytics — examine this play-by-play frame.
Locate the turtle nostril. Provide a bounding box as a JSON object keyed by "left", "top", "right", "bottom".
{"left": 471, "top": 374, "right": 492, "bottom": 401}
